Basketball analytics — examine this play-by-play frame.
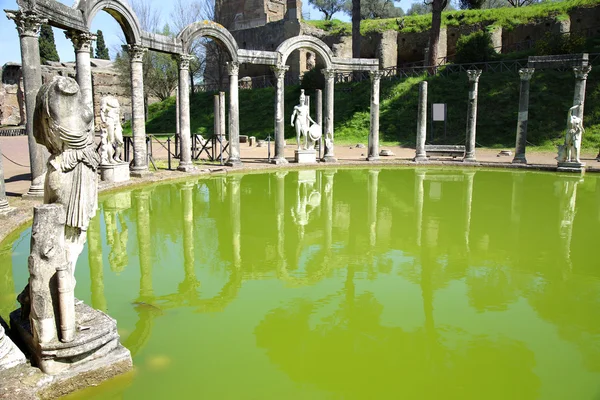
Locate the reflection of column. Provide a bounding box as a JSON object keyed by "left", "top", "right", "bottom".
{"left": 323, "top": 170, "right": 335, "bottom": 251}
{"left": 464, "top": 171, "right": 475, "bottom": 252}
{"left": 464, "top": 70, "right": 482, "bottom": 162}
{"left": 272, "top": 64, "right": 289, "bottom": 164}
{"left": 510, "top": 172, "right": 524, "bottom": 224}
{"left": 368, "top": 71, "right": 383, "bottom": 161}
{"left": 558, "top": 178, "right": 580, "bottom": 272}
{"left": 128, "top": 45, "right": 149, "bottom": 177}
{"left": 0, "top": 140, "right": 15, "bottom": 216}
{"left": 512, "top": 68, "right": 534, "bottom": 164}
{"left": 415, "top": 81, "right": 428, "bottom": 162}
{"left": 135, "top": 190, "right": 153, "bottom": 299}
{"left": 181, "top": 182, "right": 195, "bottom": 281}
{"left": 0, "top": 246, "right": 15, "bottom": 321}
{"left": 176, "top": 54, "right": 194, "bottom": 172}
{"left": 368, "top": 170, "right": 380, "bottom": 247}
{"left": 322, "top": 68, "right": 337, "bottom": 162}
{"left": 66, "top": 30, "right": 96, "bottom": 113}
{"left": 276, "top": 172, "right": 287, "bottom": 268}
{"left": 229, "top": 175, "right": 242, "bottom": 269}
{"left": 572, "top": 66, "right": 591, "bottom": 119}
{"left": 226, "top": 62, "right": 242, "bottom": 166}
{"left": 87, "top": 214, "right": 106, "bottom": 312}
{"left": 415, "top": 170, "right": 426, "bottom": 247}
{"left": 6, "top": 10, "right": 49, "bottom": 197}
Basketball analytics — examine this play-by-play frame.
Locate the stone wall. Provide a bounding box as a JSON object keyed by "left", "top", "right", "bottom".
{"left": 0, "top": 64, "right": 24, "bottom": 126}
{"left": 215, "top": 0, "right": 301, "bottom": 31}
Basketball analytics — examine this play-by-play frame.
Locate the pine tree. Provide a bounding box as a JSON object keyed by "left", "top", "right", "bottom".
{"left": 95, "top": 30, "right": 110, "bottom": 60}
{"left": 39, "top": 24, "right": 60, "bottom": 64}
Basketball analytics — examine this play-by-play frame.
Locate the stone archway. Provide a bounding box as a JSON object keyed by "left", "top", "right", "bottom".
{"left": 176, "top": 21, "right": 243, "bottom": 167}
{"left": 78, "top": 0, "right": 143, "bottom": 45}
{"left": 276, "top": 35, "right": 334, "bottom": 69}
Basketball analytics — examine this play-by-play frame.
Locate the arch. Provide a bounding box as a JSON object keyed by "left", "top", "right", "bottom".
{"left": 177, "top": 21, "right": 239, "bottom": 63}
{"left": 77, "top": 0, "right": 143, "bottom": 45}
{"left": 276, "top": 36, "right": 334, "bottom": 69}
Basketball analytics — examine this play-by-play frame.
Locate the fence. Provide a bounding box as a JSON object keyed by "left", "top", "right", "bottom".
{"left": 0, "top": 127, "right": 25, "bottom": 137}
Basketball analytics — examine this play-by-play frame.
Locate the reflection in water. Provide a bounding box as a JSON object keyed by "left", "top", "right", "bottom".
{"left": 6, "top": 168, "right": 598, "bottom": 399}
{"left": 0, "top": 244, "right": 15, "bottom": 320}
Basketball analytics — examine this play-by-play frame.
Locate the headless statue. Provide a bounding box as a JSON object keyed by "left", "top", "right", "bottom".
{"left": 558, "top": 103, "right": 584, "bottom": 163}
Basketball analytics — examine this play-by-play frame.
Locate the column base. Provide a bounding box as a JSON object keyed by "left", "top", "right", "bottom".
{"left": 367, "top": 156, "right": 380, "bottom": 162}
{"left": 463, "top": 156, "right": 477, "bottom": 163}
{"left": 413, "top": 156, "right": 428, "bottom": 163}
{"left": 130, "top": 167, "right": 151, "bottom": 178}
{"left": 22, "top": 184, "right": 45, "bottom": 200}
{"left": 100, "top": 163, "right": 130, "bottom": 183}
{"left": 512, "top": 156, "right": 527, "bottom": 164}
{"left": 0, "top": 205, "right": 16, "bottom": 218}
{"left": 321, "top": 155, "right": 337, "bottom": 163}
{"left": 0, "top": 321, "right": 26, "bottom": 371}
{"left": 177, "top": 162, "right": 196, "bottom": 172}
{"left": 271, "top": 157, "right": 288, "bottom": 165}
{"left": 225, "top": 158, "right": 243, "bottom": 167}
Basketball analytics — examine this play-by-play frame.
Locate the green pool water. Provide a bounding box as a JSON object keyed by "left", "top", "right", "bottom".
{"left": 1, "top": 168, "right": 600, "bottom": 399}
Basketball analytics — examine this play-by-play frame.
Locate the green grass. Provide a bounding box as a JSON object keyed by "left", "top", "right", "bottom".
{"left": 143, "top": 66, "right": 600, "bottom": 151}
{"left": 304, "top": 0, "right": 599, "bottom": 35}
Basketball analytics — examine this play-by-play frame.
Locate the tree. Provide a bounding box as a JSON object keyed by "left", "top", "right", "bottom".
{"left": 344, "top": 0, "right": 404, "bottom": 19}
{"left": 407, "top": 2, "right": 430, "bottom": 15}
{"left": 425, "top": 0, "right": 448, "bottom": 69}
{"left": 352, "top": 0, "right": 360, "bottom": 60}
{"left": 310, "top": 0, "right": 346, "bottom": 20}
{"left": 506, "top": 0, "right": 539, "bottom": 7}
{"left": 39, "top": 24, "right": 59, "bottom": 64}
{"left": 458, "top": 0, "right": 485, "bottom": 9}
{"left": 95, "top": 30, "right": 110, "bottom": 60}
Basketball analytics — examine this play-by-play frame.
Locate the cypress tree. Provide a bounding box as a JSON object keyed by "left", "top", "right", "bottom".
{"left": 39, "top": 24, "right": 60, "bottom": 64}
{"left": 95, "top": 30, "right": 110, "bottom": 60}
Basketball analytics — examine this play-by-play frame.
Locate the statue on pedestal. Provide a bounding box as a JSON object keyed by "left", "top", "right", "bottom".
{"left": 291, "top": 89, "right": 321, "bottom": 151}
{"left": 11, "top": 76, "right": 130, "bottom": 376}
{"left": 558, "top": 103, "right": 584, "bottom": 164}
{"left": 100, "top": 96, "right": 124, "bottom": 165}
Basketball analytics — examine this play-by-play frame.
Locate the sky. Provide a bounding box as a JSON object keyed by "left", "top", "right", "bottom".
{"left": 0, "top": 0, "right": 417, "bottom": 65}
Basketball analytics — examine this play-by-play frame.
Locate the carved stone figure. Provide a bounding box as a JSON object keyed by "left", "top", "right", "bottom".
{"left": 291, "top": 89, "right": 320, "bottom": 150}
{"left": 100, "top": 95, "right": 124, "bottom": 165}
{"left": 10, "top": 77, "right": 129, "bottom": 376}
{"left": 558, "top": 103, "right": 584, "bottom": 164}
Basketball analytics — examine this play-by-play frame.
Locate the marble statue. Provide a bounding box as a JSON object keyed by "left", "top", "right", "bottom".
{"left": 100, "top": 96, "right": 124, "bottom": 165}
{"left": 10, "top": 77, "right": 130, "bottom": 376}
{"left": 291, "top": 89, "right": 320, "bottom": 150}
{"left": 558, "top": 103, "right": 584, "bottom": 164}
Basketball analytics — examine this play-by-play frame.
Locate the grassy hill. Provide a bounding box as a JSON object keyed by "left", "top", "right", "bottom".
{"left": 306, "top": 0, "right": 599, "bottom": 35}
{"left": 143, "top": 66, "right": 600, "bottom": 150}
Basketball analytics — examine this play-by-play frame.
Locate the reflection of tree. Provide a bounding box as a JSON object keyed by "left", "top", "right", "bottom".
{"left": 255, "top": 265, "right": 540, "bottom": 398}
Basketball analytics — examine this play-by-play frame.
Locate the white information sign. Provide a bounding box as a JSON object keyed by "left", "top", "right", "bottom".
{"left": 432, "top": 103, "right": 446, "bottom": 122}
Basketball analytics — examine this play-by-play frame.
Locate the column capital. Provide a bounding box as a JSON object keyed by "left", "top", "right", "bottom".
{"left": 321, "top": 68, "right": 336, "bottom": 81}
{"left": 518, "top": 68, "right": 535, "bottom": 81}
{"left": 573, "top": 65, "right": 592, "bottom": 80}
{"left": 370, "top": 70, "right": 384, "bottom": 82}
{"left": 65, "top": 30, "right": 96, "bottom": 53}
{"left": 271, "top": 64, "right": 289, "bottom": 79}
{"left": 5, "top": 9, "right": 46, "bottom": 38}
{"left": 467, "top": 69, "right": 482, "bottom": 83}
{"left": 175, "top": 54, "right": 194, "bottom": 70}
{"left": 127, "top": 45, "right": 147, "bottom": 63}
{"left": 226, "top": 61, "right": 240, "bottom": 76}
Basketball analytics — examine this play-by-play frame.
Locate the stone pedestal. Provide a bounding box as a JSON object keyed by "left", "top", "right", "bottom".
{"left": 100, "top": 163, "right": 130, "bottom": 183}
{"left": 557, "top": 161, "right": 585, "bottom": 173}
{"left": 0, "top": 323, "right": 26, "bottom": 371}
{"left": 10, "top": 301, "right": 130, "bottom": 376}
{"left": 295, "top": 149, "right": 317, "bottom": 164}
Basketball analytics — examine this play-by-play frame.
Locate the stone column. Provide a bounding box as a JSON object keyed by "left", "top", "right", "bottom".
{"left": 66, "top": 30, "right": 96, "bottom": 113}
{"left": 573, "top": 66, "right": 591, "bottom": 119}
{"left": 415, "top": 81, "right": 428, "bottom": 162}
{"left": 219, "top": 92, "right": 226, "bottom": 139}
{"left": 6, "top": 10, "right": 49, "bottom": 197}
{"left": 128, "top": 45, "right": 149, "bottom": 177}
{"left": 512, "top": 68, "right": 535, "bottom": 164}
{"left": 368, "top": 170, "right": 380, "bottom": 246}
{"left": 368, "top": 71, "right": 384, "bottom": 161}
{"left": 272, "top": 64, "right": 289, "bottom": 164}
{"left": 214, "top": 95, "right": 221, "bottom": 135}
{"left": 175, "top": 54, "right": 194, "bottom": 172}
{"left": 464, "top": 70, "right": 482, "bottom": 162}
{"left": 322, "top": 68, "right": 336, "bottom": 162}
{"left": 0, "top": 141, "right": 15, "bottom": 216}
{"left": 226, "top": 62, "right": 242, "bottom": 166}
{"left": 316, "top": 89, "right": 323, "bottom": 156}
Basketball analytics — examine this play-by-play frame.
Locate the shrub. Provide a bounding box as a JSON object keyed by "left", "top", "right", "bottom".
{"left": 301, "top": 68, "right": 325, "bottom": 91}
{"left": 534, "top": 32, "right": 586, "bottom": 56}
{"left": 454, "top": 30, "right": 498, "bottom": 64}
